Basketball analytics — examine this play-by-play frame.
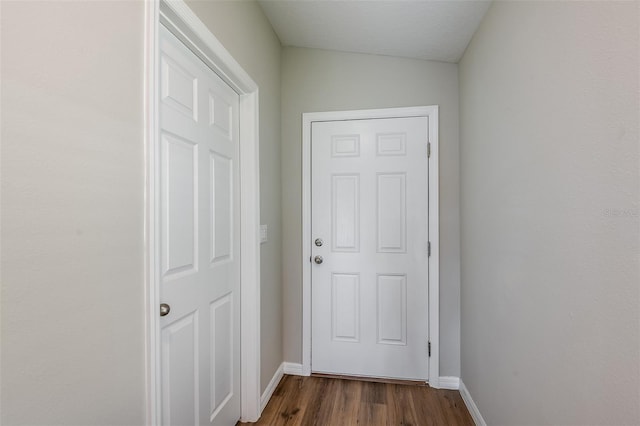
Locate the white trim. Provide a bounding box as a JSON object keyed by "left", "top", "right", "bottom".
{"left": 238, "top": 86, "right": 262, "bottom": 424}
{"left": 145, "top": 0, "right": 261, "bottom": 424}
{"left": 459, "top": 380, "right": 487, "bottom": 426}
{"left": 301, "top": 106, "right": 440, "bottom": 383}
{"left": 143, "top": 1, "right": 160, "bottom": 425}
{"left": 260, "top": 363, "right": 284, "bottom": 413}
{"left": 283, "top": 362, "right": 306, "bottom": 376}
{"left": 437, "top": 376, "right": 460, "bottom": 390}
{"left": 427, "top": 106, "right": 440, "bottom": 388}
{"left": 158, "top": 0, "right": 256, "bottom": 94}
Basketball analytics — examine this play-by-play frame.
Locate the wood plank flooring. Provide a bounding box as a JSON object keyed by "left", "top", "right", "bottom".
{"left": 238, "top": 375, "right": 474, "bottom": 425}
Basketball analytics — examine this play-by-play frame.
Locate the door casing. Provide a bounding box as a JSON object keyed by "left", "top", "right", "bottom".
{"left": 144, "top": 0, "right": 262, "bottom": 423}
{"left": 301, "top": 106, "right": 440, "bottom": 387}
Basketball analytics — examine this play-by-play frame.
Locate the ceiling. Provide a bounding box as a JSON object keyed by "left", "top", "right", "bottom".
{"left": 258, "top": 0, "right": 492, "bottom": 63}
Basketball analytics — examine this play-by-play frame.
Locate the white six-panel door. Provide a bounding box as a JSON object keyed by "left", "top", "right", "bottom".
{"left": 158, "top": 26, "right": 240, "bottom": 425}
{"left": 311, "top": 117, "right": 429, "bottom": 380}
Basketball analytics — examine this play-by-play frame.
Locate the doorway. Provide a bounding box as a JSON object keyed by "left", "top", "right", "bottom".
{"left": 301, "top": 107, "right": 440, "bottom": 386}
{"left": 145, "top": 0, "right": 262, "bottom": 423}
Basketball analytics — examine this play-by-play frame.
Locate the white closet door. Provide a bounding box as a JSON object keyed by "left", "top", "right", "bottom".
{"left": 158, "top": 25, "right": 240, "bottom": 426}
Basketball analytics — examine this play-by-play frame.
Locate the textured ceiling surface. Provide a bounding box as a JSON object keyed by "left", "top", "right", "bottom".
{"left": 258, "top": 0, "right": 492, "bottom": 63}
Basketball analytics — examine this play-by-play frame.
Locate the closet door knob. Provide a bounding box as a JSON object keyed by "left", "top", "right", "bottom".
{"left": 160, "top": 303, "right": 171, "bottom": 317}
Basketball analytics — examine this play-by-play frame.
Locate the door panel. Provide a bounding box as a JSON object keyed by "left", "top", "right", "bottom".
{"left": 159, "top": 25, "right": 240, "bottom": 426}
{"left": 161, "top": 311, "right": 198, "bottom": 426}
{"left": 209, "top": 294, "right": 233, "bottom": 418}
{"left": 377, "top": 274, "right": 407, "bottom": 345}
{"left": 210, "top": 151, "right": 232, "bottom": 263}
{"left": 331, "top": 273, "right": 360, "bottom": 342}
{"left": 162, "top": 133, "right": 198, "bottom": 277}
{"left": 377, "top": 173, "right": 406, "bottom": 252}
{"left": 311, "top": 117, "right": 429, "bottom": 380}
{"left": 332, "top": 174, "right": 360, "bottom": 252}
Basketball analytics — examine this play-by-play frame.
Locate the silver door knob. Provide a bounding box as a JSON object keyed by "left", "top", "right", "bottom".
{"left": 160, "top": 303, "right": 171, "bottom": 317}
{"left": 315, "top": 238, "right": 323, "bottom": 247}
{"left": 314, "top": 255, "right": 323, "bottom": 264}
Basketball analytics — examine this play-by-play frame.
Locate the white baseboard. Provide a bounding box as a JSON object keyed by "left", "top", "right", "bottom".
{"left": 459, "top": 379, "right": 487, "bottom": 426}
{"left": 438, "top": 376, "right": 460, "bottom": 390}
{"left": 260, "top": 363, "right": 284, "bottom": 413}
{"left": 283, "top": 362, "right": 305, "bottom": 376}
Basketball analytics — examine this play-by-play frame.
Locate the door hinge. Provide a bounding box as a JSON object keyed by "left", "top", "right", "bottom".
{"left": 427, "top": 142, "right": 431, "bottom": 158}
{"left": 428, "top": 241, "right": 431, "bottom": 257}
{"left": 428, "top": 341, "right": 431, "bottom": 357}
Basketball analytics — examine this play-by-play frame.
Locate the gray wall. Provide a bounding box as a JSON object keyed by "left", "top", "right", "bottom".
{"left": 1, "top": 1, "right": 146, "bottom": 424}
{"left": 459, "top": 1, "right": 640, "bottom": 424}
{"left": 1, "top": 1, "right": 282, "bottom": 424}
{"left": 281, "top": 47, "right": 461, "bottom": 377}
{"left": 185, "top": 0, "right": 283, "bottom": 396}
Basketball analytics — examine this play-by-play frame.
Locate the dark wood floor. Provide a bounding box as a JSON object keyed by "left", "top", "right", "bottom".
{"left": 238, "top": 375, "right": 474, "bottom": 425}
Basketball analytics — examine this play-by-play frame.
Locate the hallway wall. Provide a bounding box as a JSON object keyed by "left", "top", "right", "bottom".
{"left": 281, "top": 47, "right": 462, "bottom": 377}
{"left": 1, "top": 2, "right": 146, "bottom": 424}
{"left": 459, "top": 1, "right": 640, "bottom": 424}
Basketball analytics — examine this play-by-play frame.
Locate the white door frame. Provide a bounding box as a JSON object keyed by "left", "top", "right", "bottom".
{"left": 301, "top": 106, "right": 440, "bottom": 387}
{"left": 144, "top": 0, "right": 261, "bottom": 423}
